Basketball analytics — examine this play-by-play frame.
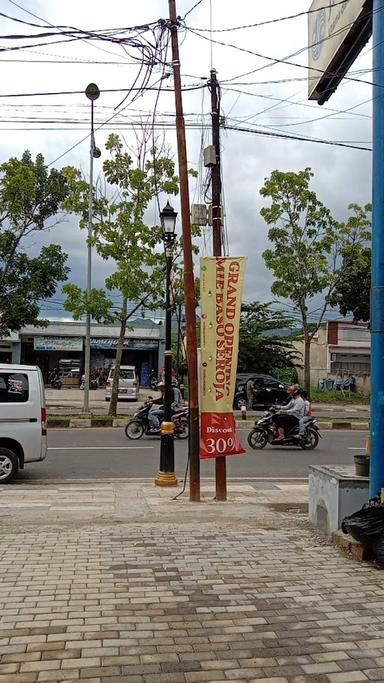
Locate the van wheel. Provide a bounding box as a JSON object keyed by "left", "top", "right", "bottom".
{"left": 0, "top": 448, "right": 18, "bottom": 484}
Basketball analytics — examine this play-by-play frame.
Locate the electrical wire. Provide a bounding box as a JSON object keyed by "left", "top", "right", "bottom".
{"left": 186, "top": 0, "right": 352, "bottom": 32}
{"left": 223, "top": 123, "right": 371, "bottom": 151}
{"left": 183, "top": 0, "right": 205, "bottom": 21}
{"left": 0, "top": 83, "right": 206, "bottom": 99}
{"left": 186, "top": 20, "right": 377, "bottom": 90}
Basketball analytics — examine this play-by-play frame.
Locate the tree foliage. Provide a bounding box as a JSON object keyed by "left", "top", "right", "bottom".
{"left": 237, "top": 301, "right": 299, "bottom": 375}
{"left": 330, "top": 245, "right": 371, "bottom": 322}
{"left": 0, "top": 151, "right": 70, "bottom": 336}
{"left": 62, "top": 134, "right": 179, "bottom": 416}
{"left": 260, "top": 168, "right": 371, "bottom": 389}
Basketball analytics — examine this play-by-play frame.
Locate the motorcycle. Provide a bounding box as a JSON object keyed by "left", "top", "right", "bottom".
{"left": 49, "top": 373, "right": 62, "bottom": 390}
{"left": 80, "top": 375, "right": 99, "bottom": 390}
{"left": 247, "top": 407, "right": 321, "bottom": 450}
{"left": 125, "top": 399, "right": 189, "bottom": 440}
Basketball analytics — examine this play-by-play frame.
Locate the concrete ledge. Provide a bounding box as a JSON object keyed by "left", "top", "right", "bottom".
{"left": 69, "top": 418, "right": 92, "bottom": 428}
{"left": 46, "top": 418, "right": 370, "bottom": 430}
{"left": 112, "top": 419, "right": 128, "bottom": 427}
{"left": 331, "top": 529, "right": 374, "bottom": 562}
{"left": 352, "top": 421, "right": 369, "bottom": 430}
{"left": 332, "top": 421, "right": 352, "bottom": 429}
{"left": 91, "top": 418, "right": 113, "bottom": 428}
{"left": 48, "top": 418, "right": 70, "bottom": 428}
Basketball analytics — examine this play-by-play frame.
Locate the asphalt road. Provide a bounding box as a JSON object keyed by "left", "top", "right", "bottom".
{"left": 14, "top": 427, "right": 368, "bottom": 483}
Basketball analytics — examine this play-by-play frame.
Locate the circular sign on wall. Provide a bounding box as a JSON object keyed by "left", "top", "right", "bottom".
{"left": 311, "top": 8, "right": 326, "bottom": 61}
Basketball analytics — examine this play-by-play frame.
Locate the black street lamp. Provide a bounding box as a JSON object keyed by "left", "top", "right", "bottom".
{"left": 83, "top": 83, "right": 101, "bottom": 415}
{"left": 155, "top": 201, "right": 178, "bottom": 487}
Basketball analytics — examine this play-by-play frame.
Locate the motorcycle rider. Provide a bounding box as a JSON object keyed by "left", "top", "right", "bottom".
{"left": 298, "top": 389, "right": 312, "bottom": 436}
{"left": 149, "top": 381, "right": 176, "bottom": 431}
{"left": 273, "top": 385, "right": 305, "bottom": 441}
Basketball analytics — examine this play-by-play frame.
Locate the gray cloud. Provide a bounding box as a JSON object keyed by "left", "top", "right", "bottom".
{"left": 0, "top": 0, "right": 372, "bottom": 319}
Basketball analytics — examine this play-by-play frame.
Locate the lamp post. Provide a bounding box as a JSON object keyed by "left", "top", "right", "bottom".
{"left": 83, "top": 83, "right": 101, "bottom": 415}
{"left": 155, "top": 201, "right": 178, "bottom": 487}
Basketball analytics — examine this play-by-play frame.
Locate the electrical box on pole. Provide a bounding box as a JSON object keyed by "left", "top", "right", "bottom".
{"left": 191, "top": 204, "right": 209, "bottom": 226}
{"left": 203, "top": 145, "right": 216, "bottom": 168}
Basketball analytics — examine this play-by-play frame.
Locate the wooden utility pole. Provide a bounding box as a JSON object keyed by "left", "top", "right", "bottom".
{"left": 168, "top": 0, "right": 200, "bottom": 502}
{"left": 209, "top": 68, "right": 227, "bottom": 502}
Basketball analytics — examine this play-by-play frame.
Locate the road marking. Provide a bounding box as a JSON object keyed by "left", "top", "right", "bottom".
{"left": 348, "top": 447, "right": 366, "bottom": 450}
{"left": 48, "top": 446, "right": 154, "bottom": 451}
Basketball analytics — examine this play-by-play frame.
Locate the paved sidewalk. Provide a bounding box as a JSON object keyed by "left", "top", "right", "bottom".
{"left": 1, "top": 481, "right": 384, "bottom": 682}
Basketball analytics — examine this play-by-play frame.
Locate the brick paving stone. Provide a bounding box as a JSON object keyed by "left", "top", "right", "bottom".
{"left": 362, "top": 669, "right": 384, "bottom": 680}
{"left": 4, "top": 484, "right": 384, "bottom": 683}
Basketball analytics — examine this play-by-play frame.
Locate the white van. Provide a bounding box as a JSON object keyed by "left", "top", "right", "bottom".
{"left": 0, "top": 364, "right": 47, "bottom": 483}
{"left": 105, "top": 365, "right": 139, "bottom": 402}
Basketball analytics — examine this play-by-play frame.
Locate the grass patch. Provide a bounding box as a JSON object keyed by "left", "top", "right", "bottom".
{"left": 310, "top": 388, "right": 369, "bottom": 404}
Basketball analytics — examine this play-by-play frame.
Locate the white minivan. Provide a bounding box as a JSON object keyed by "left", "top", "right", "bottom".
{"left": 0, "top": 364, "right": 47, "bottom": 483}
{"left": 105, "top": 365, "right": 139, "bottom": 402}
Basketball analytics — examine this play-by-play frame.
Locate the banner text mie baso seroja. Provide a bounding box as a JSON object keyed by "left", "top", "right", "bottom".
{"left": 200, "top": 256, "right": 246, "bottom": 459}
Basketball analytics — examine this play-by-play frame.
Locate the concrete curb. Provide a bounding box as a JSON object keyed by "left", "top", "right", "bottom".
{"left": 331, "top": 529, "right": 374, "bottom": 562}
{"left": 46, "top": 418, "right": 370, "bottom": 430}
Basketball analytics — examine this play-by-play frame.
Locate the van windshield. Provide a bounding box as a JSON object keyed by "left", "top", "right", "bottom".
{"left": 111, "top": 369, "right": 135, "bottom": 380}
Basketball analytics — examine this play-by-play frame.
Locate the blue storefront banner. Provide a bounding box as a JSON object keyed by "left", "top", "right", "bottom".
{"left": 90, "top": 338, "right": 157, "bottom": 351}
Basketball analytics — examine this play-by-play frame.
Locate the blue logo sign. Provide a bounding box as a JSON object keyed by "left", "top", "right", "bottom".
{"left": 312, "top": 8, "right": 326, "bottom": 61}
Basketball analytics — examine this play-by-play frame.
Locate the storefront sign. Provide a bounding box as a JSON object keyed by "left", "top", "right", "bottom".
{"left": 199, "top": 257, "right": 246, "bottom": 459}
{"left": 90, "top": 338, "right": 157, "bottom": 350}
{"left": 34, "top": 336, "right": 83, "bottom": 352}
{"left": 308, "top": 0, "right": 371, "bottom": 103}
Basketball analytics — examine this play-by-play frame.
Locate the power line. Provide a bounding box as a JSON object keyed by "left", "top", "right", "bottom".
{"left": 0, "top": 83, "right": 206, "bottom": 99}
{"left": 223, "top": 123, "right": 372, "bottom": 152}
{"left": 183, "top": 0, "right": 205, "bottom": 21}
{"left": 186, "top": 18, "right": 377, "bottom": 90}
{"left": 185, "top": 0, "right": 351, "bottom": 32}
{"left": 220, "top": 86, "right": 371, "bottom": 123}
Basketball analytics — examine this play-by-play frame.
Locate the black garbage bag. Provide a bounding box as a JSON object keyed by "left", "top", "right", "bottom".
{"left": 342, "top": 502, "right": 384, "bottom": 546}
{"left": 372, "top": 538, "right": 384, "bottom": 563}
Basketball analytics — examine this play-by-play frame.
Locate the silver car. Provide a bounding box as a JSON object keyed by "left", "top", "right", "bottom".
{"left": 105, "top": 365, "right": 139, "bottom": 402}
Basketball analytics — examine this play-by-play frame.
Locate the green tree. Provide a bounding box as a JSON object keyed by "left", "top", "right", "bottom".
{"left": 0, "top": 151, "right": 70, "bottom": 336}
{"left": 62, "top": 134, "right": 179, "bottom": 417}
{"left": 260, "top": 168, "right": 371, "bottom": 390}
{"left": 330, "top": 245, "right": 371, "bottom": 322}
{"left": 237, "top": 301, "right": 299, "bottom": 375}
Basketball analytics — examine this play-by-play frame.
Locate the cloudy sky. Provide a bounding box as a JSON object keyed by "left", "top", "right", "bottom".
{"left": 0, "top": 0, "right": 372, "bottom": 323}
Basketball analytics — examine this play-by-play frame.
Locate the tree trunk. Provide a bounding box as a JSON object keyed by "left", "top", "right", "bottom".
{"left": 304, "top": 336, "right": 311, "bottom": 394}
{"left": 109, "top": 296, "right": 128, "bottom": 417}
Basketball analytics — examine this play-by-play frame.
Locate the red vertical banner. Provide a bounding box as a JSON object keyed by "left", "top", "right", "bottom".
{"left": 199, "top": 257, "right": 246, "bottom": 459}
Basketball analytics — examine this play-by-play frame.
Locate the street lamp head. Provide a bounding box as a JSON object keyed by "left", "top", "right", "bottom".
{"left": 160, "top": 201, "right": 177, "bottom": 241}
{"left": 85, "top": 83, "right": 100, "bottom": 101}
{"left": 92, "top": 146, "right": 101, "bottom": 159}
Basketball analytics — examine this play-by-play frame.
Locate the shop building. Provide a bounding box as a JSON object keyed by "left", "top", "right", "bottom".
{"left": 293, "top": 320, "right": 370, "bottom": 394}
{"left": 2, "top": 319, "right": 165, "bottom": 386}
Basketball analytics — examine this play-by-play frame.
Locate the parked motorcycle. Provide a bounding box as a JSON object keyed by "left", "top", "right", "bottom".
{"left": 49, "top": 372, "right": 62, "bottom": 390}
{"left": 80, "top": 375, "right": 99, "bottom": 390}
{"left": 247, "top": 407, "right": 321, "bottom": 450}
{"left": 125, "top": 399, "right": 189, "bottom": 440}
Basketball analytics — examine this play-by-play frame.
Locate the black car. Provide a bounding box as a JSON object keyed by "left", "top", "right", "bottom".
{"left": 234, "top": 373, "right": 289, "bottom": 410}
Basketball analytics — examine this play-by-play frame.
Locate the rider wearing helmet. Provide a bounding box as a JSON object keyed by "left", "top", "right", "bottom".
{"left": 149, "top": 381, "right": 179, "bottom": 431}
{"left": 273, "top": 385, "right": 305, "bottom": 441}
